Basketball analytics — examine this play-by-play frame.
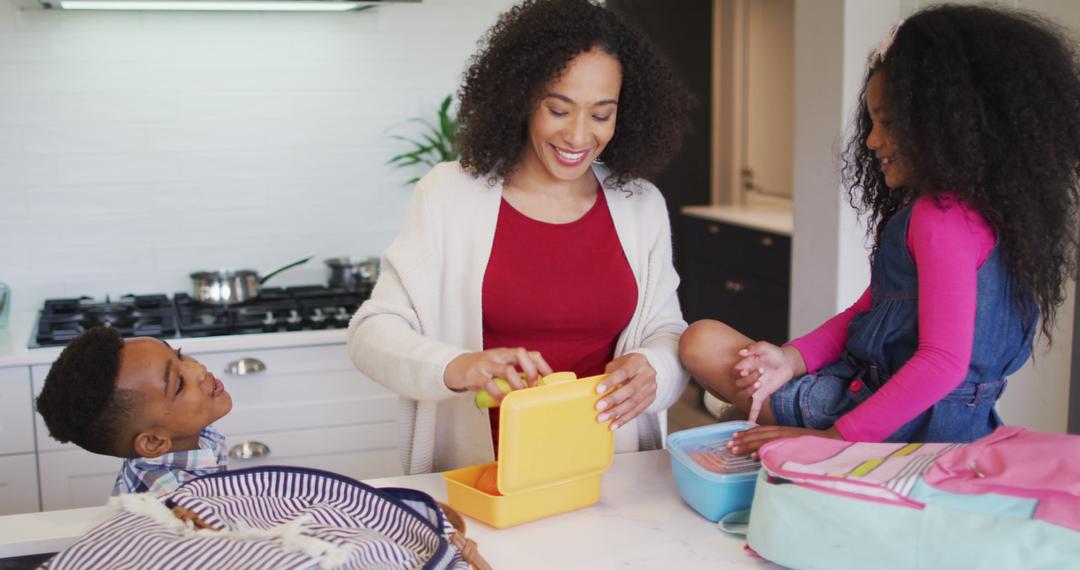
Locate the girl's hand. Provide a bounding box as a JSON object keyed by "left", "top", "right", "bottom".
{"left": 733, "top": 341, "right": 804, "bottom": 423}
{"left": 728, "top": 425, "right": 841, "bottom": 459}
{"left": 444, "top": 348, "right": 554, "bottom": 402}
{"left": 595, "top": 353, "right": 657, "bottom": 430}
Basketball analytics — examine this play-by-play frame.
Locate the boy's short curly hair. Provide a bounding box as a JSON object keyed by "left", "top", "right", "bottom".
{"left": 455, "top": 0, "right": 693, "bottom": 187}
{"left": 36, "top": 327, "right": 140, "bottom": 457}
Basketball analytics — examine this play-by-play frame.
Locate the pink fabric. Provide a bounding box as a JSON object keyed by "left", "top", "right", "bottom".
{"left": 759, "top": 436, "right": 952, "bottom": 509}
{"left": 790, "top": 195, "right": 996, "bottom": 442}
{"left": 924, "top": 426, "right": 1080, "bottom": 532}
{"left": 787, "top": 288, "right": 870, "bottom": 374}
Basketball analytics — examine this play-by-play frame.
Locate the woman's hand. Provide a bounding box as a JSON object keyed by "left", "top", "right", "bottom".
{"left": 733, "top": 341, "right": 805, "bottom": 423}
{"left": 595, "top": 353, "right": 657, "bottom": 430}
{"left": 444, "top": 348, "right": 553, "bottom": 402}
{"left": 728, "top": 425, "right": 841, "bottom": 458}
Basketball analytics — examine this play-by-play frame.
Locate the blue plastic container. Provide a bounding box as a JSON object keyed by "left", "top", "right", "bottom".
{"left": 667, "top": 421, "right": 760, "bottom": 521}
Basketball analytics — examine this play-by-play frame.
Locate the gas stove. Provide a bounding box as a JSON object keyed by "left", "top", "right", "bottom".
{"left": 30, "top": 285, "right": 369, "bottom": 348}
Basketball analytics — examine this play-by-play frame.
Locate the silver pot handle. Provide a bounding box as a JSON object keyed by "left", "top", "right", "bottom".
{"left": 229, "top": 441, "right": 270, "bottom": 460}
{"left": 225, "top": 358, "right": 266, "bottom": 376}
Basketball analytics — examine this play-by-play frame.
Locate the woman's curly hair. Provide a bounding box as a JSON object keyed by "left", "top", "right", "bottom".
{"left": 455, "top": 0, "right": 693, "bottom": 187}
{"left": 842, "top": 4, "right": 1080, "bottom": 340}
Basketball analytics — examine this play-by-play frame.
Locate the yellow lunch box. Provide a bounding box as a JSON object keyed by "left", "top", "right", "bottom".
{"left": 442, "top": 372, "right": 615, "bottom": 529}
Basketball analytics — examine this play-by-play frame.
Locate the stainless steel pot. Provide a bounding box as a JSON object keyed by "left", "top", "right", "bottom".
{"left": 325, "top": 256, "right": 380, "bottom": 292}
{"left": 190, "top": 255, "right": 313, "bottom": 305}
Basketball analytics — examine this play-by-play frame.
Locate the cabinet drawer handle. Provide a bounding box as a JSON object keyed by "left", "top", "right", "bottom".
{"left": 225, "top": 358, "right": 266, "bottom": 376}
{"left": 707, "top": 224, "right": 721, "bottom": 234}
{"left": 724, "top": 280, "right": 746, "bottom": 293}
{"left": 759, "top": 236, "right": 774, "bottom": 247}
{"left": 229, "top": 441, "right": 270, "bottom": 460}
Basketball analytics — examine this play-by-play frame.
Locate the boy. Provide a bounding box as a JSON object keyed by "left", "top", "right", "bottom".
{"left": 36, "top": 326, "right": 233, "bottom": 495}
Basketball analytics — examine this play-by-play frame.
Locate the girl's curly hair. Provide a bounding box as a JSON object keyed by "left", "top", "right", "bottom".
{"left": 842, "top": 4, "right": 1080, "bottom": 340}
{"left": 455, "top": 0, "right": 693, "bottom": 187}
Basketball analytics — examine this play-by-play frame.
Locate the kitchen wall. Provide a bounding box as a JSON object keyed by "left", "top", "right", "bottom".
{"left": 0, "top": 0, "right": 516, "bottom": 314}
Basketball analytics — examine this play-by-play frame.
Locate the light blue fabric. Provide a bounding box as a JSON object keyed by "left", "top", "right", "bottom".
{"left": 746, "top": 470, "right": 1080, "bottom": 570}
{"left": 909, "top": 478, "right": 1037, "bottom": 520}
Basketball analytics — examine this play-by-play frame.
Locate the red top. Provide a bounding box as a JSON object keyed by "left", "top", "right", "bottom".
{"left": 483, "top": 188, "right": 638, "bottom": 453}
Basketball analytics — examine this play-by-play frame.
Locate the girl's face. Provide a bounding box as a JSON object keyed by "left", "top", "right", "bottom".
{"left": 865, "top": 72, "right": 912, "bottom": 189}
{"left": 521, "top": 48, "right": 622, "bottom": 184}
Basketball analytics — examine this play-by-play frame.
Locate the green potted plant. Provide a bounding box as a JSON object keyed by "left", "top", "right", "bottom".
{"left": 388, "top": 95, "right": 459, "bottom": 185}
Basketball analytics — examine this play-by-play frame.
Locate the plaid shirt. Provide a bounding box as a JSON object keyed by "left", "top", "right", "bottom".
{"left": 112, "top": 425, "right": 227, "bottom": 496}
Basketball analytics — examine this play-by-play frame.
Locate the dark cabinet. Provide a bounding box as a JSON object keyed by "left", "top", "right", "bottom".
{"left": 681, "top": 215, "right": 791, "bottom": 345}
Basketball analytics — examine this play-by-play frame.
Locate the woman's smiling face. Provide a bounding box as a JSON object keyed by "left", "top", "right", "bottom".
{"left": 521, "top": 47, "right": 622, "bottom": 183}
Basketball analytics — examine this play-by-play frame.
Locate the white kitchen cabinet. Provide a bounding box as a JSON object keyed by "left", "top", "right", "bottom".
{"left": 0, "top": 454, "right": 39, "bottom": 515}
{"left": 31, "top": 342, "right": 400, "bottom": 511}
{"left": 0, "top": 366, "right": 38, "bottom": 516}
{"left": 226, "top": 423, "right": 401, "bottom": 481}
{"left": 37, "top": 450, "right": 122, "bottom": 511}
{"left": 0, "top": 367, "right": 34, "bottom": 456}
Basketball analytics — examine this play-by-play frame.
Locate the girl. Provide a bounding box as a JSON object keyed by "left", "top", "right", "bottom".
{"left": 348, "top": 0, "right": 693, "bottom": 474}
{"left": 680, "top": 4, "right": 1080, "bottom": 456}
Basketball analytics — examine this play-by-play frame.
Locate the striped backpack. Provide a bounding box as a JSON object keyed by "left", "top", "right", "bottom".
{"left": 42, "top": 466, "right": 487, "bottom": 569}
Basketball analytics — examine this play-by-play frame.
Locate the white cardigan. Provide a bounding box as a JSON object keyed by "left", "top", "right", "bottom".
{"left": 347, "top": 162, "right": 689, "bottom": 474}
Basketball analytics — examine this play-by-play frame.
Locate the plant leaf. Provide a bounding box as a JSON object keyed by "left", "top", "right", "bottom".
{"left": 388, "top": 147, "right": 434, "bottom": 163}
{"left": 389, "top": 156, "right": 425, "bottom": 167}
{"left": 406, "top": 118, "right": 440, "bottom": 133}
{"left": 387, "top": 94, "right": 460, "bottom": 184}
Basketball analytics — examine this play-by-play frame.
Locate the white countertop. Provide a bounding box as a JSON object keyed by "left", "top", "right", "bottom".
{"left": 682, "top": 197, "right": 794, "bottom": 236}
{"left": 0, "top": 310, "right": 348, "bottom": 368}
{"left": 0, "top": 450, "right": 778, "bottom": 569}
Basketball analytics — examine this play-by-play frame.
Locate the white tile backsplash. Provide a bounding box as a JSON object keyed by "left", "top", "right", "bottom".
{"left": 0, "top": 63, "right": 17, "bottom": 93}
{"left": 22, "top": 124, "right": 149, "bottom": 155}
{"left": 49, "top": 32, "right": 156, "bottom": 63}
{"left": 55, "top": 153, "right": 178, "bottom": 185}
{"left": 0, "top": 0, "right": 517, "bottom": 315}
{"left": 0, "top": 33, "right": 50, "bottom": 63}
{"left": 18, "top": 62, "right": 160, "bottom": 92}
{"left": 0, "top": 94, "right": 54, "bottom": 124}
{"left": 145, "top": 120, "right": 386, "bottom": 152}
{"left": 0, "top": 1, "right": 15, "bottom": 32}
{"left": 0, "top": 156, "right": 56, "bottom": 185}
{"left": 15, "top": 9, "right": 145, "bottom": 33}
{"left": 0, "top": 128, "right": 22, "bottom": 155}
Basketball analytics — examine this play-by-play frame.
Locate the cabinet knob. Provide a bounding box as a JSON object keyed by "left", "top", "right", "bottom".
{"left": 760, "top": 236, "right": 774, "bottom": 247}
{"left": 225, "top": 358, "right": 266, "bottom": 376}
{"left": 724, "top": 280, "right": 746, "bottom": 293}
{"left": 707, "top": 224, "right": 721, "bottom": 234}
{"left": 229, "top": 441, "right": 270, "bottom": 460}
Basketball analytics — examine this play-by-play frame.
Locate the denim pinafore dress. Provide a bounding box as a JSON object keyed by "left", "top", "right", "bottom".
{"left": 771, "top": 204, "right": 1037, "bottom": 442}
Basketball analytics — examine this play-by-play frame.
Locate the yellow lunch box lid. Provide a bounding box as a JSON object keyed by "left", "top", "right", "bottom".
{"left": 494, "top": 372, "right": 615, "bottom": 495}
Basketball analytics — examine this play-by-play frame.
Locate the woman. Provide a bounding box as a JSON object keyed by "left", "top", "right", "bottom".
{"left": 348, "top": 0, "right": 694, "bottom": 474}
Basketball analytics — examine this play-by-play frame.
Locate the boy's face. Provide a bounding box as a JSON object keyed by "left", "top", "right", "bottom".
{"left": 117, "top": 337, "right": 232, "bottom": 457}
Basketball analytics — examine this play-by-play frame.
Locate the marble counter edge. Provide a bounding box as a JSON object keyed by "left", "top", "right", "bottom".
{"left": 0, "top": 451, "right": 777, "bottom": 569}
{"left": 0, "top": 310, "right": 348, "bottom": 368}
{"left": 681, "top": 205, "right": 794, "bottom": 236}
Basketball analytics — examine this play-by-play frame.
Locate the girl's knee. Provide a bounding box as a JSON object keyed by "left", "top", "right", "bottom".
{"left": 679, "top": 320, "right": 747, "bottom": 376}
{"left": 679, "top": 320, "right": 720, "bottom": 371}
{"left": 681, "top": 319, "right": 738, "bottom": 351}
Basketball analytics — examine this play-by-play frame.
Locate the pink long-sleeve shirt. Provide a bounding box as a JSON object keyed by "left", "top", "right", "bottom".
{"left": 788, "top": 195, "right": 996, "bottom": 442}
